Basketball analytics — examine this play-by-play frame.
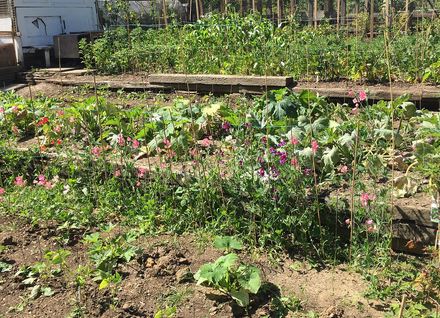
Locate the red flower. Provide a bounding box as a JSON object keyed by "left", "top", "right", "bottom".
{"left": 37, "top": 117, "right": 49, "bottom": 126}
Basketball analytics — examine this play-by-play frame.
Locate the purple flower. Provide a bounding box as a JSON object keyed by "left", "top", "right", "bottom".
{"left": 303, "top": 168, "right": 312, "bottom": 176}
{"left": 261, "top": 136, "right": 267, "bottom": 144}
{"left": 279, "top": 152, "right": 288, "bottom": 165}
{"left": 269, "top": 147, "right": 276, "bottom": 154}
{"left": 278, "top": 139, "right": 287, "bottom": 147}
{"left": 270, "top": 166, "right": 280, "bottom": 178}
{"left": 222, "top": 121, "right": 231, "bottom": 131}
{"left": 258, "top": 167, "right": 265, "bottom": 177}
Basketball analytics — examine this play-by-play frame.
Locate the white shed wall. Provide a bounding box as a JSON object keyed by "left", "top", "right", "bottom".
{"left": 14, "top": 0, "right": 99, "bottom": 47}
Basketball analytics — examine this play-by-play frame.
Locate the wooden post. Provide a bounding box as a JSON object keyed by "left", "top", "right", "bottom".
{"left": 313, "top": 0, "right": 318, "bottom": 27}
{"left": 336, "top": 0, "right": 340, "bottom": 30}
{"left": 290, "top": 0, "right": 296, "bottom": 16}
{"left": 240, "top": 0, "right": 243, "bottom": 15}
{"left": 225, "top": 0, "right": 228, "bottom": 13}
{"left": 162, "top": 0, "right": 168, "bottom": 26}
{"left": 257, "top": 0, "right": 262, "bottom": 13}
{"left": 384, "top": 0, "right": 390, "bottom": 29}
{"left": 340, "top": 0, "right": 346, "bottom": 25}
{"left": 369, "top": 0, "right": 374, "bottom": 38}
{"left": 277, "top": 0, "right": 282, "bottom": 24}
{"left": 405, "top": 0, "right": 409, "bottom": 33}
{"left": 267, "top": 0, "right": 273, "bottom": 19}
{"left": 195, "top": 0, "right": 200, "bottom": 20}
{"left": 308, "top": 0, "right": 314, "bottom": 26}
{"left": 199, "top": 0, "right": 204, "bottom": 17}
{"left": 189, "top": 0, "right": 192, "bottom": 21}
{"left": 324, "top": 0, "right": 335, "bottom": 20}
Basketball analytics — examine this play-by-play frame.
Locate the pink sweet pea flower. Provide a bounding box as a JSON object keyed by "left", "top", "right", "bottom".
{"left": 132, "top": 139, "right": 140, "bottom": 149}
{"left": 114, "top": 170, "right": 121, "bottom": 177}
{"left": 290, "top": 137, "right": 299, "bottom": 145}
{"left": 14, "top": 176, "right": 26, "bottom": 187}
{"left": 137, "top": 167, "right": 147, "bottom": 178}
{"left": 91, "top": 146, "right": 101, "bottom": 156}
{"left": 311, "top": 140, "right": 319, "bottom": 154}
{"left": 339, "top": 165, "right": 348, "bottom": 174}
{"left": 117, "top": 134, "right": 125, "bottom": 147}
{"left": 360, "top": 193, "right": 376, "bottom": 207}
{"left": 359, "top": 90, "right": 367, "bottom": 102}
{"left": 199, "top": 137, "right": 213, "bottom": 148}
{"left": 290, "top": 157, "right": 299, "bottom": 169}
{"left": 0, "top": 188, "right": 5, "bottom": 195}
{"left": 0, "top": 107, "right": 4, "bottom": 114}
{"left": 35, "top": 174, "right": 47, "bottom": 186}
{"left": 351, "top": 106, "right": 360, "bottom": 115}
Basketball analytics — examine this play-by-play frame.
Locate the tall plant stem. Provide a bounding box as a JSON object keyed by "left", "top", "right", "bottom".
{"left": 349, "top": 120, "right": 360, "bottom": 262}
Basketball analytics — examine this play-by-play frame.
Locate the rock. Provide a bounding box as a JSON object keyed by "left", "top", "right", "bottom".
{"left": 178, "top": 257, "right": 190, "bottom": 265}
{"left": 175, "top": 267, "right": 193, "bottom": 283}
{"left": 209, "top": 306, "right": 218, "bottom": 316}
{"left": 389, "top": 155, "right": 408, "bottom": 171}
{"left": 321, "top": 306, "right": 344, "bottom": 318}
{"left": 157, "top": 254, "right": 174, "bottom": 269}
{"left": 146, "top": 257, "right": 155, "bottom": 268}
{"left": 1, "top": 235, "right": 15, "bottom": 246}
{"left": 122, "top": 303, "right": 131, "bottom": 311}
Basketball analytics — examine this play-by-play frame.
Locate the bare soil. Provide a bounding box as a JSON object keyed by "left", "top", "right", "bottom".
{"left": 0, "top": 215, "right": 386, "bottom": 318}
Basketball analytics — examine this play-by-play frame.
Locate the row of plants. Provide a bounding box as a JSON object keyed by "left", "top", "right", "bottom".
{"left": 79, "top": 13, "right": 440, "bottom": 83}
{"left": 0, "top": 88, "right": 438, "bottom": 315}
{"left": 0, "top": 89, "right": 438, "bottom": 252}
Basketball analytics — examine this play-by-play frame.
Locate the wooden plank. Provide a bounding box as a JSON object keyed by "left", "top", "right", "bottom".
{"left": 148, "top": 74, "right": 296, "bottom": 88}
{"left": 293, "top": 86, "right": 440, "bottom": 101}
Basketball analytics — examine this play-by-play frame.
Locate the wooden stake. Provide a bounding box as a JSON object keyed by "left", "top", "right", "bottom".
{"left": 336, "top": 0, "right": 340, "bottom": 30}
{"left": 405, "top": 0, "right": 409, "bottom": 33}
{"left": 162, "top": 0, "right": 168, "bottom": 26}
{"left": 290, "top": 0, "right": 296, "bottom": 16}
{"left": 308, "top": 0, "right": 314, "bottom": 26}
{"left": 369, "top": 0, "right": 374, "bottom": 38}
{"left": 189, "top": 0, "right": 192, "bottom": 21}
{"left": 313, "top": 0, "right": 318, "bottom": 27}
{"left": 195, "top": 0, "right": 200, "bottom": 20}
{"left": 277, "top": 0, "right": 282, "bottom": 24}
{"left": 385, "top": 0, "right": 390, "bottom": 29}
{"left": 398, "top": 294, "right": 407, "bottom": 318}
{"left": 199, "top": 0, "right": 204, "bottom": 16}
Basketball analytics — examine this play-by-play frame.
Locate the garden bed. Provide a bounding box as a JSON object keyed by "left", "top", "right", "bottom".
{"left": 1, "top": 85, "right": 439, "bottom": 317}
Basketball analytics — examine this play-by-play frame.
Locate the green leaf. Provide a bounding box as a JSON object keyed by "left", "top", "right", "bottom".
{"left": 29, "top": 285, "right": 41, "bottom": 300}
{"left": 237, "top": 265, "right": 261, "bottom": 294}
{"left": 202, "top": 103, "right": 222, "bottom": 116}
{"left": 99, "top": 278, "right": 109, "bottom": 289}
{"left": 194, "top": 263, "right": 215, "bottom": 285}
{"left": 230, "top": 288, "right": 250, "bottom": 307}
{"left": 322, "top": 146, "right": 339, "bottom": 168}
{"left": 0, "top": 261, "right": 12, "bottom": 272}
{"left": 214, "top": 253, "right": 238, "bottom": 270}
{"left": 213, "top": 236, "right": 243, "bottom": 251}
{"left": 41, "top": 286, "right": 55, "bottom": 297}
